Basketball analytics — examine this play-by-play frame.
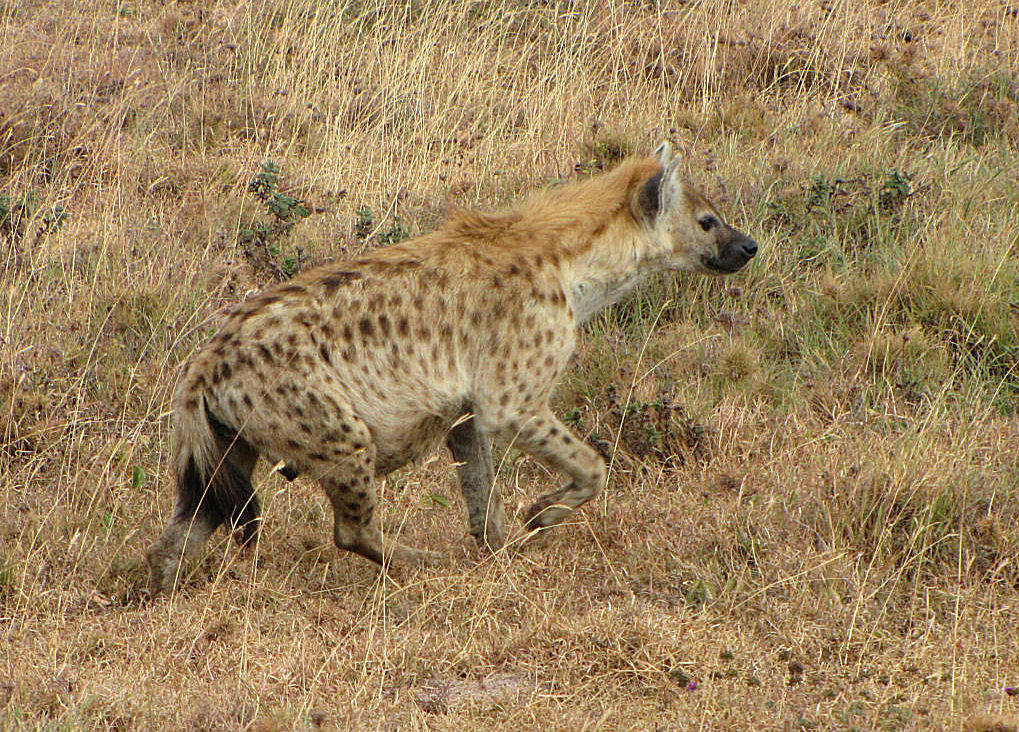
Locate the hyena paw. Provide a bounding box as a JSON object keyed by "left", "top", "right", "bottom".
{"left": 471, "top": 527, "right": 506, "bottom": 554}
{"left": 522, "top": 499, "right": 570, "bottom": 531}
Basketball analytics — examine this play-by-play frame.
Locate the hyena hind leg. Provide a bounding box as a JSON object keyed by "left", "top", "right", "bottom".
{"left": 146, "top": 512, "right": 220, "bottom": 596}
{"left": 146, "top": 428, "right": 260, "bottom": 596}
{"left": 279, "top": 397, "right": 443, "bottom": 568}
{"left": 320, "top": 467, "right": 444, "bottom": 567}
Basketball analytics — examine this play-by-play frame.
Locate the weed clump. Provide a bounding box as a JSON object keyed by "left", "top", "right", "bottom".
{"left": 613, "top": 394, "right": 710, "bottom": 466}
{"left": 888, "top": 64, "right": 1019, "bottom": 147}
{"left": 238, "top": 162, "right": 311, "bottom": 279}
{"left": 353, "top": 205, "right": 411, "bottom": 246}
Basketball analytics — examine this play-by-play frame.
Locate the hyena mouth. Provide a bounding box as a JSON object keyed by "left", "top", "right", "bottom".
{"left": 704, "top": 235, "right": 758, "bottom": 274}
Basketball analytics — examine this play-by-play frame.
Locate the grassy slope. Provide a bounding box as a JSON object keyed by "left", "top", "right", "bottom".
{"left": 2, "top": 0, "right": 1018, "bottom": 729}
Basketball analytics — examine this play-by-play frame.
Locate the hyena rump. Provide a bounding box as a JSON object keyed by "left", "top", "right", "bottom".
{"left": 146, "top": 143, "right": 757, "bottom": 594}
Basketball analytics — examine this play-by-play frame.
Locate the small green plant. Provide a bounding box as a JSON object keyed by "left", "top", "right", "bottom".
{"left": 0, "top": 192, "right": 30, "bottom": 237}
{"left": 684, "top": 578, "right": 715, "bottom": 608}
{"left": 353, "top": 207, "right": 411, "bottom": 245}
{"left": 577, "top": 132, "right": 633, "bottom": 173}
{"left": 805, "top": 176, "right": 835, "bottom": 210}
{"left": 562, "top": 408, "right": 583, "bottom": 428}
{"left": 240, "top": 162, "right": 312, "bottom": 279}
{"left": 423, "top": 493, "right": 451, "bottom": 508}
{"left": 355, "top": 207, "right": 375, "bottom": 239}
{"left": 879, "top": 170, "right": 911, "bottom": 209}
{"left": 0, "top": 191, "right": 68, "bottom": 241}
{"left": 377, "top": 219, "right": 410, "bottom": 246}
{"left": 0, "top": 559, "right": 15, "bottom": 612}
{"left": 42, "top": 205, "right": 69, "bottom": 233}
{"left": 248, "top": 162, "right": 310, "bottom": 223}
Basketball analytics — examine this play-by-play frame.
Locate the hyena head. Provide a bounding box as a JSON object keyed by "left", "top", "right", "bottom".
{"left": 637, "top": 141, "right": 758, "bottom": 275}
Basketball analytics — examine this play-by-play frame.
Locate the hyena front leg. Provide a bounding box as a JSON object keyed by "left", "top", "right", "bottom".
{"left": 447, "top": 416, "right": 505, "bottom": 551}
{"left": 507, "top": 407, "right": 608, "bottom": 531}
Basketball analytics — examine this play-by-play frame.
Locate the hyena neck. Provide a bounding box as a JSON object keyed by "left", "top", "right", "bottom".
{"left": 563, "top": 219, "right": 663, "bottom": 324}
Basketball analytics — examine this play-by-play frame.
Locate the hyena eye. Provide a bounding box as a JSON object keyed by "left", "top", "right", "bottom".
{"left": 698, "top": 216, "right": 719, "bottom": 232}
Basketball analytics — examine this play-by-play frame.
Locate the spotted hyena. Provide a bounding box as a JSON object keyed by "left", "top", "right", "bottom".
{"left": 146, "top": 142, "right": 758, "bottom": 594}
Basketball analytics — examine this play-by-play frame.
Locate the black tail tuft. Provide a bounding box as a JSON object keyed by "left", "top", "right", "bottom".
{"left": 174, "top": 411, "right": 261, "bottom": 546}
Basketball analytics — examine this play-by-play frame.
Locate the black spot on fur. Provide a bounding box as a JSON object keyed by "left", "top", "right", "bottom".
{"left": 321, "top": 270, "right": 362, "bottom": 293}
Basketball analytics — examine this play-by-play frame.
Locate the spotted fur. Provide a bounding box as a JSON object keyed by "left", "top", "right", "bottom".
{"left": 145, "top": 143, "right": 757, "bottom": 595}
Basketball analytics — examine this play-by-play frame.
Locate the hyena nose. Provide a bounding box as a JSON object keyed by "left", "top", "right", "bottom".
{"left": 740, "top": 239, "right": 758, "bottom": 258}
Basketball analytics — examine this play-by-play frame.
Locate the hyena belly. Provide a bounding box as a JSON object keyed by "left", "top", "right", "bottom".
{"left": 371, "top": 411, "right": 463, "bottom": 475}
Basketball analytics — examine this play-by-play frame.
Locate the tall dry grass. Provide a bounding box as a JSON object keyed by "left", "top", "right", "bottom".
{"left": 2, "top": 0, "right": 1018, "bottom": 729}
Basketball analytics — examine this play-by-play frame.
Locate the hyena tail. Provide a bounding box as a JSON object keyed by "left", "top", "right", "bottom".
{"left": 146, "top": 395, "right": 260, "bottom": 595}
{"left": 175, "top": 397, "right": 261, "bottom": 545}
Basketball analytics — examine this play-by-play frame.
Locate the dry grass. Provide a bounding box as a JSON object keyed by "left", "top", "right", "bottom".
{"left": 2, "top": 0, "right": 1018, "bottom": 729}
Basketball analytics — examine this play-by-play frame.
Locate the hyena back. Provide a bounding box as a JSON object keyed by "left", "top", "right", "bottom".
{"left": 146, "top": 143, "right": 757, "bottom": 595}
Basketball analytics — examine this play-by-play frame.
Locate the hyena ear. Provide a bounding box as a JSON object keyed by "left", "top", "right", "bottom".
{"left": 635, "top": 169, "right": 664, "bottom": 224}
{"left": 654, "top": 141, "right": 674, "bottom": 167}
{"left": 654, "top": 140, "right": 685, "bottom": 215}
{"left": 655, "top": 140, "right": 682, "bottom": 178}
{"left": 636, "top": 141, "right": 679, "bottom": 224}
